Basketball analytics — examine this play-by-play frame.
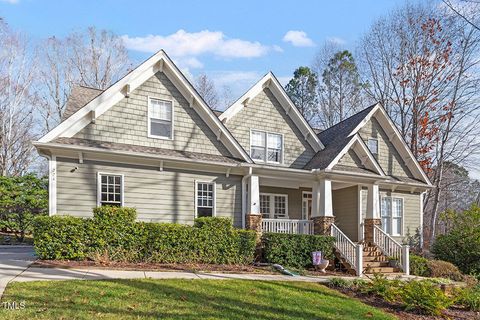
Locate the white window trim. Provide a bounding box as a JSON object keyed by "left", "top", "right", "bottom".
{"left": 194, "top": 180, "right": 216, "bottom": 218}
{"left": 97, "top": 172, "right": 125, "bottom": 207}
{"left": 147, "top": 96, "right": 175, "bottom": 140}
{"left": 259, "top": 192, "right": 289, "bottom": 219}
{"left": 249, "top": 129, "right": 284, "bottom": 165}
{"left": 367, "top": 138, "right": 379, "bottom": 157}
{"left": 380, "top": 195, "right": 404, "bottom": 236}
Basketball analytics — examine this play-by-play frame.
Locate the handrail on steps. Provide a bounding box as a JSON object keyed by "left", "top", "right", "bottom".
{"left": 331, "top": 224, "right": 363, "bottom": 276}
{"left": 373, "top": 225, "right": 410, "bottom": 275}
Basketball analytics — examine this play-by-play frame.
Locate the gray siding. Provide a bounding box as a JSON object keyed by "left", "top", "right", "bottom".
{"left": 333, "top": 186, "right": 359, "bottom": 240}
{"left": 359, "top": 117, "right": 414, "bottom": 178}
{"left": 74, "top": 72, "right": 232, "bottom": 157}
{"left": 225, "top": 89, "right": 316, "bottom": 168}
{"left": 361, "top": 188, "right": 421, "bottom": 242}
{"left": 337, "top": 149, "right": 364, "bottom": 168}
{"left": 56, "top": 158, "right": 242, "bottom": 227}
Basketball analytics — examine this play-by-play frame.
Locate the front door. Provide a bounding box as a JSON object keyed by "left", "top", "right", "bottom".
{"left": 302, "top": 191, "right": 312, "bottom": 220}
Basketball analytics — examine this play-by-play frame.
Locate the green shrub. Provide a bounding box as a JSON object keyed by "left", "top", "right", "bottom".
{"left": 427, "top": 260, "right": 464, "bottom": 281}
{"left": 0, "top": 174, "right": 48, "bottom": 242}
{"left": 409, "top": 254, "right": 429, "bottom": 277}
{"left": 33, "top": 215, "right": 87, "bottom": 260}
{"left": 457, "top": 285, "right": 480, "bottom": 311}
{"left": 360, "top": 274, "right": 401, "bottom": 302}
{"left": 261, "top": 233, "right": 335, "bottom": 269}
{"left": 432, "top": 205, "right": 480, "bottom": 275}
{"left": 33, "top": 210, "right": 256, "bottom": 265}
{"left": 400, "top": 280, "right": 452, "bottom": 316}
{"left": 328, "top": 277, "right": 352, "bottom": 289}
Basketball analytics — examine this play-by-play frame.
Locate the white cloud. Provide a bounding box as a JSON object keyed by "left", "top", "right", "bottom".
{"left": 0, "top": 0, "right": 19, "bottom": 3}
{"left": 326, "top": 36, "right": 346, "bottom": 45}
{"left": 173, "top": 57, "right": 203, "bottom": 69}
{"left": 282, "top": 30, "right": 315, "bottom": 47}
{"left": 207, "top": 70, "right": 262, "bottom": 100}
{"left": 122, "top": 29, "right": 271, "bottom": 59}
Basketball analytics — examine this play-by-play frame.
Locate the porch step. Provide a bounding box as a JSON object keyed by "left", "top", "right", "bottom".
{"left": 362, "top": 255, "right": 387, "bottom": 262}
{"left": 364, "top": 267, "right": 401, "bottom": 274}
{"left": 363, "top": 261, "right": 390, "bottom": 268}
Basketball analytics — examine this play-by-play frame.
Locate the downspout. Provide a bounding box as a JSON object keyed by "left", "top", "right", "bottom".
{"left": 241, "top": 166, "right": 253, "bottom": 229}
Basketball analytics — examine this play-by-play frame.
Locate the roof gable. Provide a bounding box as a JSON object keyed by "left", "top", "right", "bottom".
{"left": 39, "top": 50, "right": 252, "bottom": 163}
{"left": 219, "top": 72, "right": 324, "bottom": 152}
{"left": 349, "top": 105, "right": 431, "bottom": 185}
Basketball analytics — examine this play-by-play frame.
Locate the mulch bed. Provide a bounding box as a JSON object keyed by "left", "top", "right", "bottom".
{"left": 329, "top": 285, "right": 480, "bottom": 320}
{"left": 31, "top": 260, "right": 347, "bottom": 276}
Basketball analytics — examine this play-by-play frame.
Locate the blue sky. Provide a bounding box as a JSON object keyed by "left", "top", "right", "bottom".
{"left": 0, "top": 0, "right": 421, "bottom": 100}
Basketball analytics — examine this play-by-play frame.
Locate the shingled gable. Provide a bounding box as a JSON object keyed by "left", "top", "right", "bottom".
{"left": 306, "top": 103, "right": 431, "bottom": 185}
{"left": 38, "top": 50, "right": 252, "bottom": 163}
{"left": 62, "top": 86, "right": 103, "bottom": 121}
{"left": 219, "top": 72, "right": 324, "bottom": 152}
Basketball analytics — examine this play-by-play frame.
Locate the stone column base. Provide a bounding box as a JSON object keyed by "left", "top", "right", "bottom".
{"left": 364, "top": 218, "right": 381, "bottom": 245}
{"left": 312, "top": 216, "right": 335, "bottom": 236}
{"left": 246, "top": 213, "right": 263, "bottom": 235}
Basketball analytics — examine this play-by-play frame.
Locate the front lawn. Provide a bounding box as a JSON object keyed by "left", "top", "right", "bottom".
{"left": 0, "top": 279, "right": 395, "bottom": 320}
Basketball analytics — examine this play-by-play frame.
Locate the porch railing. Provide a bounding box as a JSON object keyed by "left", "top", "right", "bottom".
{"left": 331, "top": 224, "right": 363, "bottom": 276}
{"left": 373, "top": 225, "right": 410, "bottom": 275}
{"left": 261, "top": 219, "right": 313, "bottom": 235}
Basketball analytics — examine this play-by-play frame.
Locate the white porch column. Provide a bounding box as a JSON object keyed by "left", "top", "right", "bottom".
{"left": 247, "top": 175, "right": 260, "bottom": 215}
{"left": 311, "top": 179, "right": 334, "bottom": 235}
{"left": 365, "top": 183, "right": 381, "bottom": 245}
{"left": 312, "top": 179, "right": 333, "bottom": 217}
{"left": 366, "top": 184, "right": 380, "bottom": 219}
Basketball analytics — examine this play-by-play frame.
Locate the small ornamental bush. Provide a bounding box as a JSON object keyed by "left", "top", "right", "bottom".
{"left": 33, "top": 208, "right": 256, "bottom": 265}
{"left": 328, "top": 277, "right": 352, "bottom": 289}
{"left": 409, "top": 254, "right": 429, "bottom": 277}
{"left": 261, "top": 233, "right": 335, "bottom": 269}
{"left": 400, "top": 280, "right": 452, "bottom": 316}
{"left": 359, "top": 274, "right": 401, "bottom": 302}
{"left": 426, "top": 260, "right": 464, "bottom": 282}
{"left": 457, "top": 285, "right": 480, "bottom": 311}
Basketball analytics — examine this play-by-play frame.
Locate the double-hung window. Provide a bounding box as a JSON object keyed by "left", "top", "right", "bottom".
{"left": 259, "top": 193, "right": 288, "bottom": 219}
{"left": 250, "top": 130, "right": 283, "bottom": 164}
{"left": 196, "top": 182, "right": 215, "bottom": 217}
{"left": 381, "top": 197, "right": 403, "bottom": 236}
{"left": 367, "top": 138, "right": 378, "bottom": 157}
{"left": 148, "top": 97, "right": 173, "bottom": 139}
{"left": 98, "top": 173, "right": 123, "bottom": 207}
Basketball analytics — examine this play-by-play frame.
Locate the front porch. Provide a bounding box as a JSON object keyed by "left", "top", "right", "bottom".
{"left": 243, "top": 173, "right": 413, "bottom": 276}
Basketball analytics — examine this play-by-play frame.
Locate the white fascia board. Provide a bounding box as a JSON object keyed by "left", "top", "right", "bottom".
{"left": 220, "top": 72, "right": 324, "bottom": 152}
{"left": 352, "top": 134, "right": 386, "bottom": 176}
{"left": 39, "top": 50, "right": 252, "bottom": 163}
{"left": 348, "top": 104, "right": 431, "bottom": 185}
{"left": 325, "top": 135, "right": 384, "bottom": 176}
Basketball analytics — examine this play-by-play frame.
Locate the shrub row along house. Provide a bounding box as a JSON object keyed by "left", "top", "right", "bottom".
{"left": 34, "top": 50, "right": 432, "bottom": 275}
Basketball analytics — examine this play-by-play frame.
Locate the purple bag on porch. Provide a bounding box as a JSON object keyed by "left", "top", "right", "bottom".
{"left": 312, "top": 251, "right": 322, "bottom": 266}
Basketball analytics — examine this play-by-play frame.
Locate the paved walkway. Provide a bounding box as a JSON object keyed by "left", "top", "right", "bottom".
{"left": 0, "top": 246, "right": 36, "bottom": 296}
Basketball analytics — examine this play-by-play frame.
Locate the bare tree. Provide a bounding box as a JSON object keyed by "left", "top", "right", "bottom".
{"left": 357, "top": 3, "right": 480, "bottom": 247}
{"left": 194, "top": 73, "right": 219, "bottom": 109}
{"left": 443, "top": 0, "right": 480, "bottom": 31}
{"left": 0, "top": 21, "right": 37, "bottom": 176}
{"left": 219, "top": 85, "right": 234, "bottom": 110}
{"left": 37, "top": 27, "right": 131, "bottom": 132}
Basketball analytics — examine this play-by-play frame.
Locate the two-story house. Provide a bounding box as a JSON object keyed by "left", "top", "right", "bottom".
{"left": 34, "top": 50, "right": 432, "bottom": 275}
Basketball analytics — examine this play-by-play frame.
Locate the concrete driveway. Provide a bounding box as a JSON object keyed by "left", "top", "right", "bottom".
{"left": 0, "top": 246, "right": 36, "bottom": 297}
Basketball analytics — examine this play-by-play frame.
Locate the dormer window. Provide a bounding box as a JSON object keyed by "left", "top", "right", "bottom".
{"left": 367, "top": 138, "right": 378, "bottom": 157}
{"left": 148, "top": 97, "right": 173, "bottom": 139}
{"left": 250, "top": 130, "right": 283, "bottom": 164}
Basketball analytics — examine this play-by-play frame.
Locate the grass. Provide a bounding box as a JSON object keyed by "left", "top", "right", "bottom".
{"left": 0, "top": 279, "right": 395, "bottom": 320}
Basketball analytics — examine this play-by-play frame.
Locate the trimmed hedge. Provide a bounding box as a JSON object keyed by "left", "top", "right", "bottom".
{"left": 33, "top": 207, "right": 256, "bottom": 265}
{"left": 261, "top": 232, "right": 335, "bottom": 268}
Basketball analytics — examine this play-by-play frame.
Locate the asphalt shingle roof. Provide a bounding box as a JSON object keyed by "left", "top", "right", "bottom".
{"left": 51, "top": 137, "right": 244, "bottom": 164}
{"left": 304, "top": 105, "right": 376, "bottom": 170}
{"left": 62, "top": 86, "right": 104, "bottom": 121}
